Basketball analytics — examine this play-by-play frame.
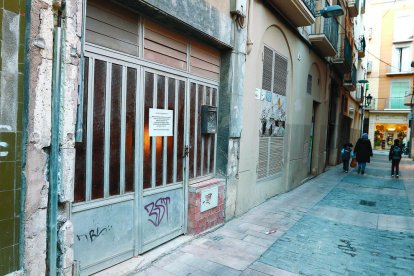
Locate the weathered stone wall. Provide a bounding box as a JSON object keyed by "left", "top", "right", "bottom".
{"left": 25, "top": 1, "right": 54, "bottom": 274}
{"left": 25, "top": 0, "right": 81, "bottom": 274}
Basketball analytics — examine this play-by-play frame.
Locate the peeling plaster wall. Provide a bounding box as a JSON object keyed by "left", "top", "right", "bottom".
{"left": 25, "top": 1, "right": 54, "bottom": 274}
{"left": 25, "top": 0, "right": 81, "bottom": 275}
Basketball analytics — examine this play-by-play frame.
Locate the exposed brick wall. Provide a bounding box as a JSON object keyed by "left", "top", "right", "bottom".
{"left": 188, "top": 179, "right": 225, "bottom": 234}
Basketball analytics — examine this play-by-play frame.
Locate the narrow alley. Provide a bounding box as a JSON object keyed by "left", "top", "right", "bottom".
{"left": 118, "top": 153, "right": 414, "bottom": 275}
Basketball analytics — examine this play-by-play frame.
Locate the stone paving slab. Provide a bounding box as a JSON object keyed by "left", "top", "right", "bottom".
{"left": 172, "top": 252, "right": 241, "bottom": 276}
{"left": 258, "top": 215, "right": 414, "bottom": 276}
{"left": 341, "top": 174, "right": 406, "bottom": 189}
{"left": 337, "top": 182, "right": 407, "bottom": 197}
{"left": 248, "top": 262, "right": 299, "bottom": 276}
{"left": 105, "top": 154, "right": 414, "bottom": 276}
{"left": 377, "top": 214, "right": 414, "bottom": 233}
{"left": 308, "top": 205, "right": 379, "bottom": 229}
{"left": 319, "top": 187, "right": 413, "bottom": 216}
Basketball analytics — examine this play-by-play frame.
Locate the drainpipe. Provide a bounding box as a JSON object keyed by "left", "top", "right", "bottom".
{"left": 246, "top": 0, "right": 254, "bottom": 54}
{"left": 48, "top": 1, "right": 64, "bottom": 274}
{"left": 20, "top": 0, "right": 32, "bottom": 270}
{"left": 75, "top": 0, "right": 87, "bottom": 142}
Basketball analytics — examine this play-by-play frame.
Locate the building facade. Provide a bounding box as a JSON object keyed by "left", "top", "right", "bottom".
{"left": 1, "top": 0, "right": 366, "bottom": 275}
{"left": 365, "top": 0, "right": 413, "bottom": 151}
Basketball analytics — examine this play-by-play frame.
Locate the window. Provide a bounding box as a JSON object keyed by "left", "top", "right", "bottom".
{"left": 392, "top": 45, "right": 412, "bottom": 73}
{"left": 394, "top": 14, "right": 413, "bottom": 42}
{"left": 307, "top": 75, "right": 312, "bottom": 95}
{"left": 258, "top": 46, "right": 288, "bottom": 179}
{"left": 390, "top": 80, "right": 410, "bottom": 109}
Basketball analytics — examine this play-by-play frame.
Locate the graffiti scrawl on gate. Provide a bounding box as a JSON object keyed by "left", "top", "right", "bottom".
{"left": 144, "top": 197, "right": 171, "bottom": 227}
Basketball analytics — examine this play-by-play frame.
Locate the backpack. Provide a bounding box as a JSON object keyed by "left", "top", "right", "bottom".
{"left": 392, "top": 146, "right": 401, "bottom": 160}
{"left": 342, "top": 147, "right": 351, "bottom": 160}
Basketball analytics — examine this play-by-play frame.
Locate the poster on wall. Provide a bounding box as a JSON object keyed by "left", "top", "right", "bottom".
{"left": 149, "top": 108, "right": 173, "bottom": 136}
{"left": 259, "top": 89, "right": 287, "bottom": 137}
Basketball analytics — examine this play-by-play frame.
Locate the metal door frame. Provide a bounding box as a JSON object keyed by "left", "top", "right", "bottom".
{"left": 139, "top": 66, "right": 189, "bottom": 253}
{"left": 72, "top": 43, "right": 219, "bottom": 273}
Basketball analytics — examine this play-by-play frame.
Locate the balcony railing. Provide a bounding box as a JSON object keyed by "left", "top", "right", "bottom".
{"left": 344, "top": 65, "right": 357, "bottom": 91}
{"left": 386, "top": 65, "right": 414, "bottom": 75}
{"left": 348, "top": 0, "right": 360, "bottom": 17}
{"left": 333, "top": 36, "right": 353, "bottom": 73}
{"left": 324, "top": 17, "right": 339, "bottom": 50}
{"left": 302, "top": 0, "right": 316, "bottom": 17}
{"left": 361, "top": 0, "right": 366, "bottom": 14}
{"left": 358, "top": 35, "right": 366, "bottom": 58}
{"left": 366, "top": 97, "right": 410, "bottom": 110}
{"left": 266, "top": 0, "right": 316, "bottom": 27}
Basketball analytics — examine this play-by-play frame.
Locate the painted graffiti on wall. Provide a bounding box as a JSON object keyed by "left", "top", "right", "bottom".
{"left": 259, "top": 89, "right": 287, "bottom": 137}
{"left": 144, "top": 197, "right": 171, "bottom": 227}
{"left": 76, "top": 225, "right": 113, "bottom": 243}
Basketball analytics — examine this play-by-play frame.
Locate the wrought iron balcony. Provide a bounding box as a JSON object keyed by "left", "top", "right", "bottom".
{"left": 348, "top": 0, "right": 359, "bottom": 17}
{"left": 332, "top": 36, "right": 353, "bottom": 74}
{"left": 361, "top": 0, "right": 366, "bottom": 14}
{"left": 404, "top": 93, "right": 414, "bottom": 106}
{"left": 357, "top": 35, "right": 366, "bottom": 58}
{"left": 302, "top": 0, "right": 316, "bottom": 16}
{"left": 343, "top": 65, "right": 357, "bottom": 91}
{"left": 266, "top": 0, "right": 316, "bottom": 27}
{"left": 386, "top": 64, "right": 414, "bottom": 75}
{"left": 309, "top": 9, "right": 339, "bottom": 57}
{"left": 368, "top": 97, "right": 410, "bottom": 110}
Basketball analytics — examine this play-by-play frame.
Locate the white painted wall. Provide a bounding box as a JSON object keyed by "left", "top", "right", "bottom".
{"left": 236, "top": 0, "right": 330, "bottom": 215}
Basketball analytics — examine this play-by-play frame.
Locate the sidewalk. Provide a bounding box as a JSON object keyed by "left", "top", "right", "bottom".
{"left": 96, "top": 155, "right": 414, "bottom": 275}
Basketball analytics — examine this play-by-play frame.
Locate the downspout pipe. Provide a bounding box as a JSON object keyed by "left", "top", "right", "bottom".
{"left": 48, "top": 2, "right": 64, "bottom": 275}
{"left": 20, "top": 0, "right": 32, "bottom": 269}
{"left": 246, "top": 0, "right": 254, "bottom": 54}
{"left": 75, "top": 0, "right": 87, "bottom": 142}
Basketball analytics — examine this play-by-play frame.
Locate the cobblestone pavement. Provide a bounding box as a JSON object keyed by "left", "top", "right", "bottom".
{"left": 109, "top": 154, "right": 414, "bottom": 276}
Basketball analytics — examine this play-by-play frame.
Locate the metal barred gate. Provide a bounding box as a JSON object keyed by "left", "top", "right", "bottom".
{"left": 72, "top": 44, "right": 218, "bottom": 274}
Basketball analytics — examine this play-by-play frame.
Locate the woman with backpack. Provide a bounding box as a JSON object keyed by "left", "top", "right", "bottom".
{"left": 389, "top": 139, "right": 403, "bottom": 178}
{"left": 354, "top": 133, "right": 373, "bottom": 175}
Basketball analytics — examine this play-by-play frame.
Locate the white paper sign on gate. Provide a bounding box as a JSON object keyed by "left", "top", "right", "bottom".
{"left": 149, "top": 108, "right": 173, "bottom": 136}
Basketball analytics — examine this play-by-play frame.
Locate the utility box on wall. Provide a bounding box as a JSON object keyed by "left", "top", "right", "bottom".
{"left": 230, "top": 0, "right": 247, "bottom": 16}
{"left": 201, "top": 105, "right": 217, "bottom": 134}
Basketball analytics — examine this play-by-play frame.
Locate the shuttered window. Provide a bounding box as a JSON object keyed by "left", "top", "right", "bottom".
{"left": 307, "top": 75, "right": 312, "bottom": 95}
{"left": 258, "top": 46, "right": 288, "bottom": 179}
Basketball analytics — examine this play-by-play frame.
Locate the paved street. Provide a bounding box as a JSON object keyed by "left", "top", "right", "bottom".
{"left": 101, "top": 154, "right": 414, "bottom": 275}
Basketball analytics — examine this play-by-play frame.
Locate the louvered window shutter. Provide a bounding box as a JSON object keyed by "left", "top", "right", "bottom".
{"left": 262, "top": 46, "right": 274, "bottom": 91}
{"left": 258, "top": 46, "right": 288, "bottom": 179}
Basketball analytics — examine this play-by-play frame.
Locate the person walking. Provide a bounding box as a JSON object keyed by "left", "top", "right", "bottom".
{"left": 389, "top": 139, "right": 403, "bottom": 178}
{"left": 341, "top": 143, "right": 354, "bottom": 173}
{"left": 354, "top": 133, "right": 373, "bottom": 175}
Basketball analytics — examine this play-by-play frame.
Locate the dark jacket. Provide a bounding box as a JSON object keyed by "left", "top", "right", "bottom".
{"left": 354, "top": 138, "right": 373, "bottom": 163}
{"left": 389, "top": 145, "right": 402, "bottom": 161}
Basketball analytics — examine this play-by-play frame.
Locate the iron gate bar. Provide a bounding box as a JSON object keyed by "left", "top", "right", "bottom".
{"left": 85, "top": 43, "right": 220, "bottom": 86}
{"left": 200, "top": 85, "right": 206, "bottom": 176}
{"left": 135, "top": 65, "right": 144, "bottom": 256}
{"left": 120, "top": 66, "right": 128, "bottom": 194}
{"left": 173, "top": 79, "right": 179, "bottom": 183}
{"left": 104, "top": 62, "right": 112, "bottom": 198}
{"left": 72, "top": 193, "right": 135, "bottom": 213}
{"left": 151, "top": 73, "right": 157, "bottom": 188}
{"left": 163, "top": 77, "right": 168, "bottom": 186}
{"left": 86, "top": 57, "right": 95, "bottom": 201}
{"left": 194, "top": 84, "right": 199, "bottom": 178}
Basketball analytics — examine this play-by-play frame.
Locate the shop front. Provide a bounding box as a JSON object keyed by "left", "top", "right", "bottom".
{"left": 368, "top": 112, "right": 410, "bottom": 151}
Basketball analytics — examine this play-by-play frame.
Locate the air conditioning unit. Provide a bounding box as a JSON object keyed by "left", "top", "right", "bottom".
{"left": 230, "top": 0, "right": 246, "bottom": 16}
{"left": 348, "top": 107, "right": 355, "bottom": 118}
{"left": 367, "top": 61, "right": 372, "bottom": 73}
